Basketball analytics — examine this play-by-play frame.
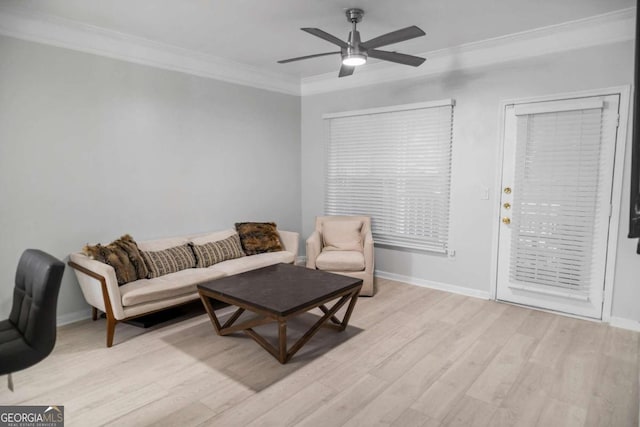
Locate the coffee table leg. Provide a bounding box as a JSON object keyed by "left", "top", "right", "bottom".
{"left": 285, "top": 294, "right": 353, "bottom": 361}
{"left": 318, "top": 305, "right": 342, "bottom": 325}
{"left": 278, "top": 320, "right": 287, "bottom": 363}
{"left": 339, "top": 288, "right": 361, "bottom": 331}
{"left": 200, "top": 293, "right": 223, "bottom": 332}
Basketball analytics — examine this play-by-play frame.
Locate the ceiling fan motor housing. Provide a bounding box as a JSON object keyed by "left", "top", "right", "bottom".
{"left": 344, "top": 9, "right": 367, "bottom": 63}
{"left": 346, "top": 30, "right": 366, "bottom": 57}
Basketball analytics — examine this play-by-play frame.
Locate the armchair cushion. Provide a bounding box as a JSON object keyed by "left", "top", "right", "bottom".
{"left": 316, "top": 250, "right": 365, "bottom": 272}
{"left": 322, "top": 220, "right": 363, "bottom": 252}
{"left": 235, "top": 222, "right": 283, "bottom": 255}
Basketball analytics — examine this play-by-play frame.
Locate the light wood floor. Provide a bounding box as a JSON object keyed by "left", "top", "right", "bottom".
{"left": 1, "top": 278, "right": 638, "bottom": 426}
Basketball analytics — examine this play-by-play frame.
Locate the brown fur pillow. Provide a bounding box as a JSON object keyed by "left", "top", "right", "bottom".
{"left": 83, "top": 234, "right": 148, "bottom": 285}
{"left": 235, "top": 222, "right": 283, "bottom": 255}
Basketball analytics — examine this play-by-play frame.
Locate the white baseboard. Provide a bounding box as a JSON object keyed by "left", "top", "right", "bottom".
{"left": 609, "top": 316, "right": 640, "bottom": 332}
{"left": 295, "top": 256, "right": 307, "bottom": 266}
{"left": 57, "top": 309, "right": 92, "bottom": 326}
{"left": 375, "top": 270, "right": 491, "bottom": 300}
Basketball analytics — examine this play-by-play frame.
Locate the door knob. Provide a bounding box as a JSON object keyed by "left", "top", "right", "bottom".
{"left": 504, "top": 187, "right": 512, "bottom": 194}
{"left": 502, "top": 217, "right": 511, "bottom": 225}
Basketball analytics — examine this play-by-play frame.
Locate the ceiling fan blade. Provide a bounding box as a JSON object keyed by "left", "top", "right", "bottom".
{"left": 368, "top": 49, "right": 426, "bottom": 67}
{"left": 338, "top": 64, "right": 355, "bottom": 78}
{"left": 278, "top": 51, "right": 340, "bottom": 64}
{"left": 360, "top": 26, "right": 425, "bottom": 50}
{"left": 301, "top": 28, "right": 348, "bottom": 48}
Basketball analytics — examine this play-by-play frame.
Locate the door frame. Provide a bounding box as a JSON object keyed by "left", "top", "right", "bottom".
{"left": 489, "top": 86, "right": 631, "bottom": 322}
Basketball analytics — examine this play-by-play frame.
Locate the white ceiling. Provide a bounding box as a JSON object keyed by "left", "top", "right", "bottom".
{"left": 0, "top": 0, "right": 634, "bottom": 78}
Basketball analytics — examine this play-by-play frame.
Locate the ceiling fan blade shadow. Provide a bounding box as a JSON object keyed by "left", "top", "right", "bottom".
{"left": 368, "top": 50, "right": 426, "bottom": 67}
{"left": 278, "top": 52, "right": 340, "bottom": 64}
{"left": 338, "top": 64, "right": 355, "bottom": 78}
{"left": 360, "top": 26, "right": 425, "bottom": 50}
{"left": 301, "top": 28, "right": 348, "bottom": 48}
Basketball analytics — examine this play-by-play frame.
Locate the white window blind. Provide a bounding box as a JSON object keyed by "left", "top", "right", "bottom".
{"left": 324, "top": 100, "right": 454, "bottom": 252}
{"left": 509, "top": 101, "right": 613, "bottom": 299}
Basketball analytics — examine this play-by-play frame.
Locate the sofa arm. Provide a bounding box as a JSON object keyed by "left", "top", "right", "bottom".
{"left": 306, "top": 231, "right": 322, "bottom": 269}
{"left": 278, "top": 230, "right": 300, "bottom": 259}
{"left": 68, "top": 252, "right": 126, "bottom": 320}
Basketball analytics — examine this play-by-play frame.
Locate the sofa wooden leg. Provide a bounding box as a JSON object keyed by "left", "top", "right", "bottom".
{"left": 92, "top": 307, "right": 98, "bottom": 321}
{"left": 106, "top": 317, "right": 116, "bottom": 348}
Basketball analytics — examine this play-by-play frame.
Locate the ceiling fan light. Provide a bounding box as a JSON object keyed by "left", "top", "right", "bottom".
{"left": 342, "top": 54, "right": 367, "bottom": 66}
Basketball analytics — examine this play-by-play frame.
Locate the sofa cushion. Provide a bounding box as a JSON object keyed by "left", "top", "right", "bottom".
{"left": 190, "top": 229, "right": 237, "bottom": 245}
{"left": 191, "top": 234, "right": 245, "bottom": 268}
{"left": 83, "top": 234, "right": 147, "bottom": 285}
{"left": 235, "top": 222, "right": 283, "bottom": 255}
{"left": 141, "top": 244, "right": 196, "bottom": 278}
{"left": 316, "top": 250, "right": 365, "bottom": 272}
{"left": 120, "top": 268, "right": 226, "bottom": 306}
{"left": 322, "top": 220, "right": 363, "bottom": 252}
{"left": 210, "top": 251, "right": 294, "bottom": 276}
{"left": 137, "top": 236, "right": 191, "bottom": 252}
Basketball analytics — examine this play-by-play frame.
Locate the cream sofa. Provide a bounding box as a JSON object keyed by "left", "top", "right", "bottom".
{"left": 69, "top": 228, "right": 299, "bottom": 347}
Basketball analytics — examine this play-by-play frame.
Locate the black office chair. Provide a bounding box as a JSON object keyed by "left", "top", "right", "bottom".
{"left": 0, "top": 249, "right": 64, "bottom": 390}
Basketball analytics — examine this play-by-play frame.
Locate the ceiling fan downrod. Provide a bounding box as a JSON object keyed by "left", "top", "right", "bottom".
{"left": 344, "top": 8, "right": 366, "bottom": 65}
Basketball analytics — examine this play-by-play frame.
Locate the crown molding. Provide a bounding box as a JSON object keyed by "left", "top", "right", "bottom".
{"left": 0, "top": 6, "right": 301, "bottom": 96}
{"left": 301, "top": 7, "right": 636, "bottom": 96}
{"left": 0, "top": 6, "right": 634, "bottom": 97}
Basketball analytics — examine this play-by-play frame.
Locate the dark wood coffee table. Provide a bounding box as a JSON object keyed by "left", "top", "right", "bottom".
{"left": 197, "top": 263, "right": 362, "bottom": 364}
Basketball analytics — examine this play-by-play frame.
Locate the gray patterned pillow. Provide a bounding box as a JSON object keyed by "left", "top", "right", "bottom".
{"left": 141, "top": 244, "right": 196, "bottom": 278}
{"left": 191, "top": 234, "right": 245, "bottom": 268}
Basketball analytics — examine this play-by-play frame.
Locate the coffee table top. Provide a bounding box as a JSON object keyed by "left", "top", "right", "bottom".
{"left": 197, "top": 263, "right": 362, "bottom": 317}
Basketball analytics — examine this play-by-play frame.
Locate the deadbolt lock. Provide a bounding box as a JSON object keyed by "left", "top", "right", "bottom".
{"left": 503, "top": 202, "right": 511, "bottom": 209}
{"left": 502, "top": 217, "right": 511, "bottom": 225}
{"left": 504, "top": 187, "right": 512, "bottom": 194}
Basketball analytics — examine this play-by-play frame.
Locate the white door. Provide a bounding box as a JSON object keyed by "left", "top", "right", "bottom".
{"left": 496, "top": 94, "right": 620, "bottom": 319}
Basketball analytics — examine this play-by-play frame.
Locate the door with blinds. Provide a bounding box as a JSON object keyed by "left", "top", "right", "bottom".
{"left": 496, "top": 94, "right": 620, "bottom": 319}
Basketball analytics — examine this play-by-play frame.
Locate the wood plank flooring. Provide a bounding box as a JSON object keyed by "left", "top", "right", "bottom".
{"left": 1, "top": 278, "right": 638, "bottom": 426}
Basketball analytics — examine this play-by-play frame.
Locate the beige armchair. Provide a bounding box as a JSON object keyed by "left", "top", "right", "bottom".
{"left": 306, "top": 215, "right": 374, "bottom": 296}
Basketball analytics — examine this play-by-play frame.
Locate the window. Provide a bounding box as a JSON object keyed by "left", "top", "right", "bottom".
{"left": 324, "top": 99, "right": 454, "bottom": 253}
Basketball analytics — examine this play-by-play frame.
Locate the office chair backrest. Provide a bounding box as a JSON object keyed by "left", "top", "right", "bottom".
{"left": 9, "top": 249, "right": 65, "bottom": 356}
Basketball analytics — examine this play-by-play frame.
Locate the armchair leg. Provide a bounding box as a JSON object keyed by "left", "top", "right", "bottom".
{"left": 106, "top": 316, "right": 117, "bottom": 348}
{"left": 7, "top": 373, "right": 13, "bottom": 392}
{"left": 92, "top": 306, "right": 98, "bottom": 321}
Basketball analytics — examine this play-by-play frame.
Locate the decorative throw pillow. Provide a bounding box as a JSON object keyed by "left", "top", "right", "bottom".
{"left": 113, "top": 235, "right": 149, "bottom": 280}
{"left": 191, "top": 234, "right": 245, "bottom": 268}
{"left": 83, "top": 234, "right": 148, "bottom": 285}
{"left": 141, "top": 244, "right": 197, "bottom": 278}
{"left": 322, "top": 220, "right": 363, "bottom": 252}
{"left": 235, "top": 222, "right": 283, "bottom": 255}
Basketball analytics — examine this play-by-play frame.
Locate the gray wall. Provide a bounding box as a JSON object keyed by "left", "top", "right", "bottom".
{"left": 301, "top": 41, "right": 639, "bottom": 323}
{"left": 1, "top": 34, "right": 638, "bottom": 326}
{"left": 0, "top": 35, "right": 301, "bottom": 321}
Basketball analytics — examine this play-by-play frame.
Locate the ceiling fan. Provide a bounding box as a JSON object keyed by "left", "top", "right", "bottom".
{"left": 278, "top": 8, "right": 426, "bottom": 78}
